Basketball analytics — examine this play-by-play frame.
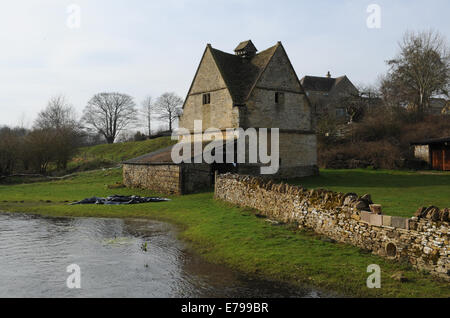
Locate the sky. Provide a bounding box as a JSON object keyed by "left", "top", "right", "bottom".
{"left": 0, "top": 0, "right": 449, "bottom": 129}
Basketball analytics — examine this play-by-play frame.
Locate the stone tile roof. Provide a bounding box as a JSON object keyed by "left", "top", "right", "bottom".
{"left": 411, "top": 137, "right": 450, "bottom": 146}
{"left": 300, "top": 75, "right": 347, "bottom": 92}
{"left": 123, "top": 145, "right": 176, "bottom": 164}
{"left": 123, "top": 140, "right": 237, "bottom": 165}
{"left": 209, "top": 44, "right": 279, "bottom": 105}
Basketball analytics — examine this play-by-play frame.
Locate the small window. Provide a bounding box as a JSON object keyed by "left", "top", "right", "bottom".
{"left": 275, "top": 92, "right": 284, "bottom": 105}
{"left": 202, "top": 93, "right": 211, "bottom": 105}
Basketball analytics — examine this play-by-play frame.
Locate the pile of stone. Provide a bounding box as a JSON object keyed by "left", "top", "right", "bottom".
{"left": 415, "top": 206, "right": 450, "bottom": 222}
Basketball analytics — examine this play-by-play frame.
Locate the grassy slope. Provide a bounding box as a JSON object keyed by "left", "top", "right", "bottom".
{"left": 0, "top": 168, "right": 448, "bottom": 298}
{"left": 68, "top": 137, "right": 177, "bottom": 171}
{"left": 292, "top": 169, "right": 450, "bottom": 217}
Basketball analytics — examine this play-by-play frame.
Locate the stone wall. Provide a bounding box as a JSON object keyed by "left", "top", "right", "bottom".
{"left": 215, "top": 174, "right": 449, "bottom": 280}
{"left": 123, "top": 164, "right": 181, "bottom": 195}
{"left": 123, "top": 163, "right": 214, "bottom": 195}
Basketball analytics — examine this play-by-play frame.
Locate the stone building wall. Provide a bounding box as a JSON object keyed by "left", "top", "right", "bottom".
{"left": 123, "top": 164, "right": 181, "bottom": 195}
{"left": 179, "top": 47, "right": 237, "bottom": 132}
{"left": 215, "top": 174, "right": 449, "bottom": 280}
{"left": 244, "top": 45, "right": 312, "bottom": 131}
{"left": 123, "top": 163, "right": 214, "bottom": 195}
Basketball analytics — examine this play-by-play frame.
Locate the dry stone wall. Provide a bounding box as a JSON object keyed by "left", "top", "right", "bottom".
{"left": 215, "top": 174, "right": 449, "bottom": 280}
{"left": 123, "top": 164, "right": 181, "bottom": 195}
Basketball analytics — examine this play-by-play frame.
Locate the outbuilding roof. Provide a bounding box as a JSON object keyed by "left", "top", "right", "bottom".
{"left": 411, "top": 137, "right": 450, "bottom": 146}
{"left": 123, "top": 140, "right": 238, "bottom": 165}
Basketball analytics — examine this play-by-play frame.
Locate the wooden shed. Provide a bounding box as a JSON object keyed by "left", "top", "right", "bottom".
{"left": 411, "top": 137, "right": 450, "bottom": 171}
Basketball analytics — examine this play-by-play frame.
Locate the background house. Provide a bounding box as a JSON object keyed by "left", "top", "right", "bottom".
{"left": 300, "top": 72, "right": 359, "bottom": 122}
{"left": 412, "top": 137, "right": 450, "bottom": 171}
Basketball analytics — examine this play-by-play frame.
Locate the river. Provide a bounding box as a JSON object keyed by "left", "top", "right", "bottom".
{"left": 0, "top": 213, "right": 325, "bottom": 298}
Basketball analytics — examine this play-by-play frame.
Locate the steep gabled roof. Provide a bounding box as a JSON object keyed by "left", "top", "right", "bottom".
{"left": 209, "top": 44, "right": 278, "bottom": 105}
{"left": 184, "top": 42, "right": 280, "bottom": 107}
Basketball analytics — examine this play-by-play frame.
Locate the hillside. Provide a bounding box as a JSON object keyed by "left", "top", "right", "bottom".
{"left": 68, "top": 137, "right": 177, "bottom": 172}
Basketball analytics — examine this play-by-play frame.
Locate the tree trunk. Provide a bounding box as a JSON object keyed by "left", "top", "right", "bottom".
{"left": 106, "top": 136, "right": 115, "bottom": 144}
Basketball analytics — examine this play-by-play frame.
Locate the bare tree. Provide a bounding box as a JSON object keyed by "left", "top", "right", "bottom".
{"left": 0, "top": 127, "right": 22, "bottom": 175}
{"left": 141, "top": 96, "right": 153, "bottom": 137}
{"left": 384, "top": 30, "right": 450, "bottom": 114}
{"left": 154, "top": 92, "right": 183, "bottom": 132}
{"left": 82, "top": 93, "right": 138, "bottom": 144}
{"left": 24, "top": 129, "right": 57, "bottom": 174}
{"left": 35, "top": 95, "right": 78, "bottom": 130}
{"left": 34, "top": 96, "right": 82, "bottom": 170}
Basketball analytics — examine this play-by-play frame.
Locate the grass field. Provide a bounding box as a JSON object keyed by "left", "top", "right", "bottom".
{"left": 0, "top": 168, "right": 449, "bottom": 298}
{"left": 292, "top": 169, "right": 450, "bottom": 217}
{"left": 67, "top": 137, "right": 177, "bottom": 171}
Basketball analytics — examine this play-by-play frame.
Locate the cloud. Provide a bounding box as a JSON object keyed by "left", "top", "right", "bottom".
{"left": 0, "top": 0, "right": 449, "bottom": 127}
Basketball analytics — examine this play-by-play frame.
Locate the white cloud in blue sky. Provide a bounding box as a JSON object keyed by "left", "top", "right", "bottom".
{"left": 0, "top": 0, "right": 449, "bottom": 127}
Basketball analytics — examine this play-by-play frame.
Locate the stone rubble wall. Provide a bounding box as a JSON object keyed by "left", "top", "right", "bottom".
{"left": 123, "top": 164, "right": 181, "bottom": 195}
{"left": 214, "top": 174, "right": 449, "bottom": 280}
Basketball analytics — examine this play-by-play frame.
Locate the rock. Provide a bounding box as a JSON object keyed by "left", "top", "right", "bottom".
{"left": 431, "top": 209, "right": 441, "bottom": 222}
{"left": 343, "top": 193, "right": 358, "bottom": 206}
{"left": 354, "top": 200, "right": 369, "bottom": 211}
{"left": 361, "top": 194, "right": 373, "bottom": 205}
{"left": 424, "top": 206, "right": 440, "bottom": 220}
{"left": 391, "top": 272, "right": 408, "bottom": 283}
{"left": 440, "top": 209, "right": 449, "bottom": 222}
{"left": 414, "top": 207, "right": 427, "bottom": 218}
{"left": 370, "top": 204, "right": 383, "bottom": 215}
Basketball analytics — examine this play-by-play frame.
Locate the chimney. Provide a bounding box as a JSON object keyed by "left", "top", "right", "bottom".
{"left": 326, "top": 71, "right": 331, "bottom": 78}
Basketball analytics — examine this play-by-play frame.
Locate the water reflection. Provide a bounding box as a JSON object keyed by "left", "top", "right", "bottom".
{"left": 0, "top": 213, "right": 325, "bottom": 298}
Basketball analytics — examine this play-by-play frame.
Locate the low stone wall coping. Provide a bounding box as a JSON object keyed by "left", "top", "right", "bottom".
{"left": 214, "top": 173, "right": 449, "bottom": 280}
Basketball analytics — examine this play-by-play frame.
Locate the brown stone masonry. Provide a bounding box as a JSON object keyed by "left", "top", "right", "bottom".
{"left": 123, "top": 164, "right": 182, "bottom": 195}
{"left": 214, "top": 174, "right": 449, "bottom": 280}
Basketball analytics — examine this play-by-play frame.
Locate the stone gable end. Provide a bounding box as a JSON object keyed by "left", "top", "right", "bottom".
{"left": 190, "top": 48, "right": 228, "bottom": 94}
{"left": 255, "top": 45, "right": 304, "bottom": 93}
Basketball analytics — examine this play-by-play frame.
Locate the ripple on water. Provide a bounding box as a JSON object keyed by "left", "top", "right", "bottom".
{"left": 0, "top": 213, "right": 329, "bottom": 298}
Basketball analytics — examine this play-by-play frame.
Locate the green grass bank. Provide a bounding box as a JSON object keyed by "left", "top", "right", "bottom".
{"left": 292, "top": 169, "right": 450, "bottom": 217}
{"left": 67, "top": 137, "right": 176, "bottom": 172}
{"left": 0, "top": 168, "right": 449, "bottom": 298}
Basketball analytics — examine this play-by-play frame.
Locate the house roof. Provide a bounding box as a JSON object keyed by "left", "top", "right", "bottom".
{"left": 300, "top": 75, "right": 347, "bottom": 92}
{"left": 123, "top": 145, "right": 176, "bottom": 164}
{"left": 411, "top": 137, "right": 450, "bottom": 146}
{"left": 208, "top": 44, "right": 279, "bottom": 105}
